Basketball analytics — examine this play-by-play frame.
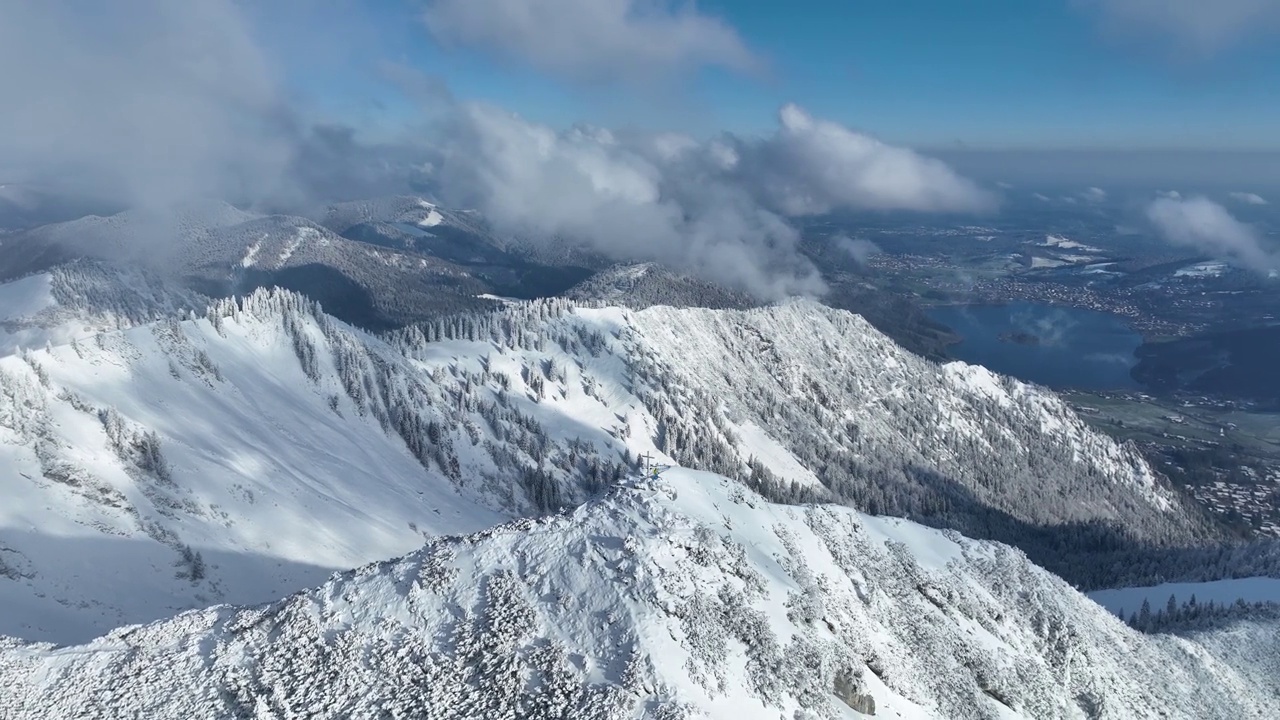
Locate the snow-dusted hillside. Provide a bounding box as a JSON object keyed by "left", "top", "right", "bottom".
{"left": 0, "top": 200, "right": 543, "bottom": 329}
{"left": 0, "top": 200, "right": 256, "bottom": 280}
{"left": 567, "top": 262, "right": 760, "bottom": 310}
{"left": 624, "top": 301, "right": 1184, "bottom": 524}
{"left": 2, "top": 468, "right": 1276, "bottom": 719}
{"left": 319, "top": 195, "right": 484, "bottom": 237}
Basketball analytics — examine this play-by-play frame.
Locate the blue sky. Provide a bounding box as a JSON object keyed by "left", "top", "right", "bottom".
{"left": 4, "top": 0, "right": 1275, "bottom": 290}
{"left": 707, "top": 0, "right": 1280, "bottom": 149}
{"left": 263, "top": 0, "right": 1280, "bottom": 151}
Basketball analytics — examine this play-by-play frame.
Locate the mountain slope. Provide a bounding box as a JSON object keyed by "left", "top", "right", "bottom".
{"left": 2, "top": 469, "right": 1276, "bottom": 719}
{"left": 0, "top": 291, "right": 517, "bottom": 643}
{"left": 321, "top": 195, "right": 600, "bottom": 301}
{"left": 0, "top": 288, "right": 1212, "bottom": 645}
{"left": 0, "top": 200, "right": 256, "bottom": 280}
{"left": 566, "top": 262, "right": 761, "bottom": 310}
{"left": 626, "top": 301, "right": 1182, "bottom": 524}
{"left": 206, "top": 214, "right": 498, "bottom": 326}
{"left": 391, "top": 298, "right": 1208, "bottom": 585}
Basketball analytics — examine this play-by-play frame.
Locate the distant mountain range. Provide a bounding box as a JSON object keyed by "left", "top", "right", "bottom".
{"left": 0, "top": 194, "right": 958, "bottom": 356}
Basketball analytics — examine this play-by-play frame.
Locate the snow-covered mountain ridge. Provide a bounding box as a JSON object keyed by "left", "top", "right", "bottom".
{"left": 390, "top": 294, "right": 1207, "bottom": 585}
{"left": 0, "top": 286, "right": 1208, "bottom": 643}
{"left": 2, "top": 468, "right": 1276, "bottom": 719}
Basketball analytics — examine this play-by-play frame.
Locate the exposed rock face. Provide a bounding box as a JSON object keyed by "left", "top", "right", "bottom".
{"left": 834, "top": 669, "right": 877, "bottom": 715}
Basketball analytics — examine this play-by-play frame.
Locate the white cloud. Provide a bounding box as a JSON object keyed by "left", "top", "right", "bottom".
{"left": 0, "top": 0, "right": 458, "bottom": 222}
{"left": 1146, "top": 195, "right": 1278, "bottom": 272}
{"left": 1229, "top": 191, "right": 1270, "bottom": 205}
{"left": 430, "top": 103, "right": 821, "bottom": 299}
{"left": 1033, "top": 193, "right": 1052, "bottom": 202}
{"left": 740, "top": 104, "right": 997, "bottom": 216}
{"left": 429, "top": 103, "right": 991, "bottom": 299}
{"left": 0, "top": 0, "right": 299, "bottom": 210}
{"left": 1074, "top": 0, "right": 1280, "bottom": 55}
{"left": 1158, "top": 189, "right": 1182, "bottom": 199}
{"left": 421, "top": 0, "right": 758, "bottom": 83}
{"left": 835, "top": 236, "right": 882, "bottom": 265}
{"left": 1081, "top": 186, "right": 1108, "bottom": 203}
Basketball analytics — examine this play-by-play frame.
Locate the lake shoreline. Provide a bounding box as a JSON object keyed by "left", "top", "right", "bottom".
{"left": 927, "top": 301, "right": 1143, "bottom": 391}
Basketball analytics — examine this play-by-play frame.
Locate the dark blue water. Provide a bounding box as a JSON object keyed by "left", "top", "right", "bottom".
{"left": 928, "top": 302, "right": 1142, "bottom": 390}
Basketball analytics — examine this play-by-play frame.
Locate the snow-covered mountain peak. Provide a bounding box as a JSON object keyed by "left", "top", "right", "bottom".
{"left": 2, "top": 467, "right": 1276, "bottom": 719}
{"left": 0, "top": 293, "right": 512, "bottom": 643}
{"left": 15, "top": 199, "right": 255, "bottom": 254}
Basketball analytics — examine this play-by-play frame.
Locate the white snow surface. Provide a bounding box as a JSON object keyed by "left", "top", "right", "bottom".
{"left": 1175, "top": 261, "right": 1228, "bottom": 278}
{"left": 2, "top": 469, "right": 1277, "bottom": 719}
{"left": 1082, "top": 262, "right": 1121, "bottom": 275}
{"left": 418, "top": 208, "right": 445, "bottom": 227}
{"left": 1031, "top": 256, "right": 1067, "bottom": 269}
{"left": 1041, "top": 235, "right": 1101, "bottom": 252}
{"left": 0, "top": 285, "right": 1271, "bottom": 716}
{"left": 1055, "top": 254, "right": 1099, "bottom": 264}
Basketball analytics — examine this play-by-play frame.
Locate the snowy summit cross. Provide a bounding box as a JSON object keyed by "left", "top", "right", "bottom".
{"left": 639, "top": 452, "right": 665, "bottom": 480}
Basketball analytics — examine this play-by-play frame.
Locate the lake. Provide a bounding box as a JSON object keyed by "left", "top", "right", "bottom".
{"left": 927, "top": 302, "right": 1142, "bottom": 390}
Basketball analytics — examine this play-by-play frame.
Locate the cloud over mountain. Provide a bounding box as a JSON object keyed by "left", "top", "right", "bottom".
{"left": 737, "top": 104, "right": 997, "bottom": 216}
{"left": 0, "top": 0, "right": 296, "bottom": 209}
{"left": 1147, "top": 194, "right": 1278, "bottom": 273}
{"left": 428, "top": 102, "right": 992, "bottom": 299}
